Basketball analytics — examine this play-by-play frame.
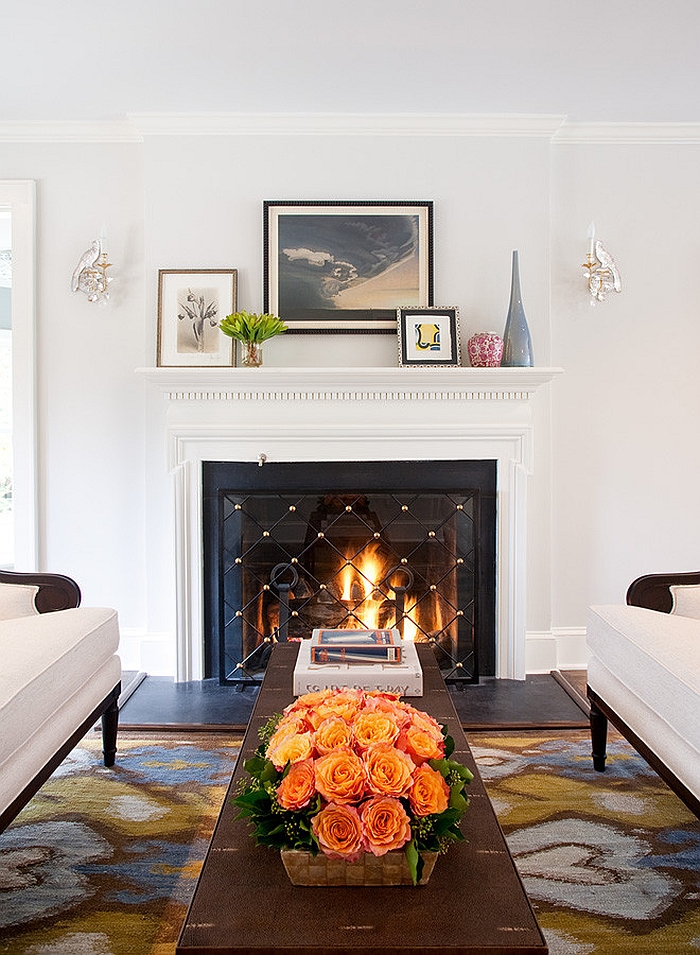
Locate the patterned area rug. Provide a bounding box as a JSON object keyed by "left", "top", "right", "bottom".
{"left": 0, "top": 734, "right": 240, "bottom": 954}
{"left": 0, "top": 730, "right": 698, "bottom": 954}
{"left": 473, "top": 730, "right": 700, "bottom": 955}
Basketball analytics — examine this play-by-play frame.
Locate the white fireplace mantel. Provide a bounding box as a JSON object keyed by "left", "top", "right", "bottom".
{"left": 138, "top": 365, "right": 561, "bottom": 402}
{"left": 138, "top": 366, "right": 563, "bottom": 683}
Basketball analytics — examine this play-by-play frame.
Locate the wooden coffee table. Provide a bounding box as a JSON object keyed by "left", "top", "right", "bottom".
{"left": 176, "top": 644, "right": 547, "bottom": 955}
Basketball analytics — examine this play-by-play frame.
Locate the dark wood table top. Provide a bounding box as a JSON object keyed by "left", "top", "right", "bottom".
{"left": 177, "top": 644, "right": 547, "bottom": 955}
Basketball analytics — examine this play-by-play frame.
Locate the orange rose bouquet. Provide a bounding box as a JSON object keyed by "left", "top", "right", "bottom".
{"left": 233, "top": 688, "right": 473, "bottom": 885}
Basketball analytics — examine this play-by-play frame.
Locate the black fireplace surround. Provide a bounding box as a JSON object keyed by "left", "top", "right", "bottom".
{"left": 202, "top": 460, "right": 496, "bottom": 686}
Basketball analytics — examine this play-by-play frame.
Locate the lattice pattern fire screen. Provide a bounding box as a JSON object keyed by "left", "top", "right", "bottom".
{"left": 202, "top": 461, "right": 496, "bottom": 687}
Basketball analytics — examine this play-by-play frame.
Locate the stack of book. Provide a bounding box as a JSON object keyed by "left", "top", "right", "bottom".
{"left": 310, "top": 628, "right": 402, "bottom": 664}
{"left": 293, "top": 628, "right": 423, "bottom": 696}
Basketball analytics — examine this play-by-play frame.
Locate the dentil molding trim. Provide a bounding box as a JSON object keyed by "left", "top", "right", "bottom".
{"left": 136, "top": 366, "right": 563, "bottom": 402}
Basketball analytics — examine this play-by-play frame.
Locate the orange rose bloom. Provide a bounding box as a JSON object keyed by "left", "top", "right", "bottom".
{"left": 312, "top": 802, "right": 364, "bottom": 861}
{"left": 361, "top": 796, "right": 412, "bottom": 856}
{"left": 287, "top": 689, "right": 332, "bottom": 712}
{"left": 267, "top": 715, "right": 306, "bottom": 752}
{"left": 267, "top": 730, "right": 314, "bottom": 770}
{"left": 406, "top": 708, "right": 444, "bottom": 743}
{"left": 276, "top": 758, "right": 316, "bottom": 811}
{"left": 316, "top": 688, "right": 364, "bottom": 723}
{"left": 352, "top": 711, "right": 400, "bottom": 751}
{"left": 314, "top": 746, "right": 366, "bottom": 804}
{"left": 408, "top": 764, "right": 450, "bottom": 816}
{"left": 363, "top": 742, "right": 414, "bottom": 797}
{"left": 398, "top": 725, "right": 445, "bottom": 765}
{"left": 284, "top": 690, "right": 335, "bottom": 729}
{"left": 363, "top": 693, "right": 407, "bottom": 720}
{"left": 314, "top": 716, "right": 354, "bottom": 754}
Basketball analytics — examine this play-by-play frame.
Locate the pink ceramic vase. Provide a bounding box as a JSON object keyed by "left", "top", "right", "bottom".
{"left": 467, "top": 332, "right": 504, "bottom": 367}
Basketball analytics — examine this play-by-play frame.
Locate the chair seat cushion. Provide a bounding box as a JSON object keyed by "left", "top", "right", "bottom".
{"left": 0, "top": 607, "right": 120, "bottom": 768}
{"left": 587, "top": 604, "right": 700, "bottom": 753}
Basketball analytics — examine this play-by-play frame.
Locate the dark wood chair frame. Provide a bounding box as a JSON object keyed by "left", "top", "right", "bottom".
{"left": 0, "top": 570, "right": 120, "bottom": 833}
{"left": 587, "top": 570, "right": 700, "bottom": 818}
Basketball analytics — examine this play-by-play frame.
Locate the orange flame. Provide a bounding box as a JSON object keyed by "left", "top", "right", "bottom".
{"left": 337, "top": 542, "right": 391, "bottom": 630}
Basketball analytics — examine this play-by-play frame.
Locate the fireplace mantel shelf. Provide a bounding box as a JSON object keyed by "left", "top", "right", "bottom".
{"left": 137, "top": 366, "right": 563, "bottom": 401}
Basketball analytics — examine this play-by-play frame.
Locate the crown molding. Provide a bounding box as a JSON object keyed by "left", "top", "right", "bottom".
{"left": 127, "top": 111, "right": 567, "bottom": 138}
{"left": 0, "top": 121, "right": 142, "bottom": 143}
{"left": 553, "top": 122, "right": 700, "bottom": 145}
{"left": 1, "top": 114, "right": 699, "bottom": 144}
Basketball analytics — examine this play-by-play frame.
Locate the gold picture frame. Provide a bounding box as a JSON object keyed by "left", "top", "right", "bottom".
{"left": 157, "top": 269, "right": 237, "bottom": 367}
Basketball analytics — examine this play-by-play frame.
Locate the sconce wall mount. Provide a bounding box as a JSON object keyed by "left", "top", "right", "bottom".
{"left": 582, "top": 223, "right": 621, "bottom": 305}
{"left": 72, "top": 235, "right": 113, "bottom": 305}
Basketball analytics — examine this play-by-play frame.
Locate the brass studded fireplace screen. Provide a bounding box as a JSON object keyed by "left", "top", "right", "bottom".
{"left": 202, "top": 461, "right": 496, "bottom": 686}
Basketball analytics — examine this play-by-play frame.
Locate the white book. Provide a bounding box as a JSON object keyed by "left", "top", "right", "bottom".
{"left": 293, "top": 636, "right": 423, "bottom": 697}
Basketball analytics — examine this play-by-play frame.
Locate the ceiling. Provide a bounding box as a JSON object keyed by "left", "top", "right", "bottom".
{"left": 1, "top": 0, "right": 699, "bottom": 124}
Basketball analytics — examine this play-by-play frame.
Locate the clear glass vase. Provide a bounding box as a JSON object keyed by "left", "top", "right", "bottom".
{"left": 500, "top": 250, "right": 534, "bottom": 367}
{"left": 240, "top": 341, "right": 263, "bottom": 368}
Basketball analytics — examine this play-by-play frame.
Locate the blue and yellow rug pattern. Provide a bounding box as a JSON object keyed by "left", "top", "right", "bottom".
{"left": 473, "top": 731, "right": 700, "bottom": 954}
{"left": 0, "top": 730, "right": 698, "bottom": 954}
{"left": 0, "top": 734, "right": 239, "bottom": 954}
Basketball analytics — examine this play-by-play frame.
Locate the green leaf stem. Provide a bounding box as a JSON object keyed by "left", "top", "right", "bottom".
{"left": 219, "top": 311, "right": 288, "bottom": 343}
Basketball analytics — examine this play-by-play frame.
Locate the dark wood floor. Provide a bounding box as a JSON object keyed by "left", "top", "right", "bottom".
{"left": 118, "top": 668, "right": 590, "bottom": 732}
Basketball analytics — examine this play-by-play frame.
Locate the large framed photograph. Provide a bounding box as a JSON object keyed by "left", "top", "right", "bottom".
{"left": 397, "top": 306, "right": 461, "bottom": 367}
{"left": 157, "top": 269, "right": 237, "bottom": 366}
{"left": 264, "top": 200, "right": 433, "bottom": 333}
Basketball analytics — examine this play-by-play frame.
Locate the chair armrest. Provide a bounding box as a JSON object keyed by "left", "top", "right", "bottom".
{"left": 0, "top": 570, "right": 81, "bottom": 613}
{"left": 626, "top": 571, "right": 700, "bottom": 613}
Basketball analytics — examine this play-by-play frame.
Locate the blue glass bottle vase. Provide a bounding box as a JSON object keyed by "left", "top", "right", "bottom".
{"left": 500, "top": 250, "right": 534, "bottom": 367}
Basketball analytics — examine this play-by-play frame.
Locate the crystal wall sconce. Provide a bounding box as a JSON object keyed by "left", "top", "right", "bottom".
{"left": 71, "top": 226, "right": 113, "bottom": 305}
{"left": 582, "top": 222, "right": 621, "bottom": 305}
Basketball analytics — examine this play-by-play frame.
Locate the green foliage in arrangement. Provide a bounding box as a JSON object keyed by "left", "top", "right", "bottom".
{"left": 219, "top": 311, "right": 288, "bottom": 343}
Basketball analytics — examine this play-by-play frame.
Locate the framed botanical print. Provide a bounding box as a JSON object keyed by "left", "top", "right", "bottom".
{"left": 157, "top": 269, "right": 237, "bottom": 366}
{"left": 264, "top": 200, "right": 433, "bottom": 333}
{"left": 397, "top": 306, "right": 461, "bottom": 367}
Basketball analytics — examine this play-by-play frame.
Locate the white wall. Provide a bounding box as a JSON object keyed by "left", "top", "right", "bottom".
{"left": 0, "top": 143, "right": 147, "bottom": 631}
{"left": 550, "top": 140, "right": 700, "bottom": 626}
{"left": 2, "top": 123, "right": 698, "bottom": 674}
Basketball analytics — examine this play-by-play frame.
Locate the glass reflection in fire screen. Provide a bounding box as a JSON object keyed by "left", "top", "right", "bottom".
{"left": 202, "top": 462, "right": 496, "bottom": 687}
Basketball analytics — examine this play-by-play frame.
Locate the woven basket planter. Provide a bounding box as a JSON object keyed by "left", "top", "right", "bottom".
{"left": 280, "top": 849, "right": 437, "bottom": 886}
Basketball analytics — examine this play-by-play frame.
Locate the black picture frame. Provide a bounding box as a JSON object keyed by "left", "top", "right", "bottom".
{"left": 263, "top": 200, "right": 433, "bottom": 334}
{"left": 397, "top": 306, "right": 461, "bottom": 367}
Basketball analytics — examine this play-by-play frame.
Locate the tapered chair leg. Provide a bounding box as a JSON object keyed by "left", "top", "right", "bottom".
{"left": 590, "top": 698, "right": 608, "bottom": 772}
{"left": 101, "top": 693, "right": 119, "bottom": 767}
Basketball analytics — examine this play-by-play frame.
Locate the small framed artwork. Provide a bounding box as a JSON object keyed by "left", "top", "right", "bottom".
{"left": 264, "top": 200, "right": 433, "bottom": 333}
{"left": 397, "top": 306, "right": 461, "bottom": 367}
{"left": 157, "top": 269, "right": 237, "bottom": 366}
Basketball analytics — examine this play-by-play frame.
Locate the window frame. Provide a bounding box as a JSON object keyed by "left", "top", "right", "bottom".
{"left": 0, "top": 180, "right": 38, "bottom": 569}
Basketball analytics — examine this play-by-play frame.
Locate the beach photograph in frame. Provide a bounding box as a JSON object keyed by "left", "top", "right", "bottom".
{"left": 157, "top": 269, "right": 237, "bottom": 366}
{"left": 264, "top": 201, "right": 433, "bottom": 333}
{"left": 397, "top": 306, "right": 461, "bottom": 367}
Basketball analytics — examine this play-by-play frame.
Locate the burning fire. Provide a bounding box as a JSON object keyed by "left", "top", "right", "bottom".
{"left": 246, "top": 536, "right": 453, "bottom": 653}
{"left": 337, "top": 542, "right": 388, "bottom": 631}
{"left": 334, "top": 542, "right": 448, "bottom": 641}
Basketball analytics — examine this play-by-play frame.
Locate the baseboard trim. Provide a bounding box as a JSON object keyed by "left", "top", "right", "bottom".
{"left": 526, "top": 627, "right": 589, "bottom": 674}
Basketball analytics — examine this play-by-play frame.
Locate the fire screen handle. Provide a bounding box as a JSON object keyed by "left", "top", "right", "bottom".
{"left": 269, "top": 562, "right": 299, "bottom": 642}
{"left": 384, "top": 565, "right": 415, "bottom": 639}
